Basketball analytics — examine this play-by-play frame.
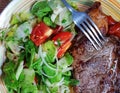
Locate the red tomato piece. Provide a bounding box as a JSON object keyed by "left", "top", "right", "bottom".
{"left": 52, "top": 32, "right": 72, "bottom": 45}
{"left": 34, "top": 77, "right": 38, "bottom": 84}
{"left": 109, "top": 22, "right": 120, "bottom": 38}
{"left": 30, "top": 22, "right": 53, "bottom": 46}
{"left": 107, "top": 16, "right": 117, "bottom": 26}
{"left": 53, "top": 25, "right": 63, "bottom": 34}
{"left": 57, "top": 41, "right": 71, "bottom": 58}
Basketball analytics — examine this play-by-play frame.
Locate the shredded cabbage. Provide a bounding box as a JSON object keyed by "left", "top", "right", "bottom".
{"left": 16, "top": 61, "right": 24, "bottom": 80}
{"left": 15, "top": 22, "right": 32, "bottom": 40}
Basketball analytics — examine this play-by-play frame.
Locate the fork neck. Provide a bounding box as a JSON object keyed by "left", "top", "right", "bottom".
{"left": 61, "top": 0, "right": 76, "bottom": 13}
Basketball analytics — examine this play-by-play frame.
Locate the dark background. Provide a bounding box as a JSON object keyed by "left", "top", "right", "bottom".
{"left": 0, "top": 0, "right": 10, "bottom": 13}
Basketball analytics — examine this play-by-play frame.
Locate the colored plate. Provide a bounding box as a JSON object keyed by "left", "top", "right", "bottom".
{"left": 0, "top": 0, "right": 120, "bottom": 93}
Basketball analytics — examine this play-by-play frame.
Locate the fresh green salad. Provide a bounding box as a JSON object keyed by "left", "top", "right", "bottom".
{"left": 0, "top": 0, "right": 81, "bottom": 93}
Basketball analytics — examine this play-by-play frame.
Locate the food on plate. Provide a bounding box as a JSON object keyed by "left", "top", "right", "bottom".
{"left": 0, "top": 0, "right": 78, "bottom": 93}
{"left": 70, "top": 2, "right": 120, "bottom": 93}
{"left": 0, "top": 0, "right": 120, "bottom": 93}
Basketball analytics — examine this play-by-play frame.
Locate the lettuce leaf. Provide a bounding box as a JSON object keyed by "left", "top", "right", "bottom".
{"left": 15, "top": 22, "right": 32, "bottom": 40}
{"left": 19, "top": 69, "right": 38, "bottom": 93}
{"left": 24, "top": 40, "right": 37, "bottom": 68}
{"left": 42, "top": 41, "right": 56, "bottom": 63}
{"left": 31, "top": 1, "right": 52, "bottom": 19}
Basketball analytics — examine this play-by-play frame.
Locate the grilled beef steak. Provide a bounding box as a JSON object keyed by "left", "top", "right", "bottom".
{"left": 72, "top": 37, "right": 120, "bottom": 93}
{"left": 70, "top": 2, "right": 120, "bottom": 93}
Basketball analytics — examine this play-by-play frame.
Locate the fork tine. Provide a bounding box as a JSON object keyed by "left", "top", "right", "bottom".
{"left": 87, "top": 17, "right": 105, "bottom": 41}
{"left": 76, "top": 24, "right": 99, "bottom": 50}
{"left": 84, "top": 19, "right": 103, "bottom": 45}
{"left": 61, "top": 0, "right": 105, "bottom": 50}
{"left": 81, "top": 22, "right": 102, "bottom": 48}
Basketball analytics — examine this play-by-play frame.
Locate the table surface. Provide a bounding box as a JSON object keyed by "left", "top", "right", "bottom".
{"left": 0, "top": 0, "right": 10, "bottom": 13}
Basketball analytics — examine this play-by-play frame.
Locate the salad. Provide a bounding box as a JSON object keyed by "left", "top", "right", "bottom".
{"left": 0, "top": 0, "right": 80, "bottom": 93}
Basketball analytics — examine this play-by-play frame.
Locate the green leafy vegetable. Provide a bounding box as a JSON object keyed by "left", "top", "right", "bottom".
{"left": 15, "top": 22, "right": 32, "bottom": 40}
{"left": 55, "top": 7, "right": 72, "bottom": 27}
{"left": 49, "top": 72, "right": 62, "bottom": 83}
{"left": 22, "top": 69, "right": 35, "bottom": 83}
{"left": 31, "top": 1, "right": 52, "bottom": 19}
{"left": 69, "top": 79, "right": 80, "bottom": 86}
{"left": 31, "top": 58, "right": 42, "bottom": 75}
{"left": 39, "top": 84, "right": 47, "bottom": 93}
{"left": 19, "top": 69, "right": 38, "bottom": 93}
{"left": 10, "top": 14, "right": 21, "bottom": 25}
{"left": 24, "top": 40, "right": 36, "bottom": 68}
{"left": 19, "top": 12, "right": 34, "bottom": 21}
{"left": 65, "top": 52, "right": 73, "bottom": 66}
{"left": 42, "top": 64, "right": 56, "bottom": 77}
{"left": 3, "top": 61, "right": 15, "bottom": 74}
{"left": 3, "top": 61, "right": 19, "bottom": 91}
{"left": 10, "top": 12, "right": 34, "bottom": 25}
{"left": 58, "top": 52, "right": 73, "bottom": 70}
{"left": 43, "top": 17, "right": 56, "bottom": 27}
{"left": 7, "top": 40, "right": 21, "bottom": 55}
{"left": 16, "top": 61, "right": 24, "bottom": 80}
{"left": 4, "top": 73, "right": 19, "bottom": 91}
{"left": 42, "top": 41, "right": 56, "bottom": 63}
{"left": 21, "top": 84, "right": 38, "bottom": 93}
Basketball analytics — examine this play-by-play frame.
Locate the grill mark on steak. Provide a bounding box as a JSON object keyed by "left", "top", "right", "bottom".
{"left": 70, "top": 2, "right": 120, "bottom": 93}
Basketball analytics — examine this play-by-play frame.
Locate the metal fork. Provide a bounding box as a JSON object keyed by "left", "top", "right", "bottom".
{"left": 61, "top": 0, "right": 105, "bottom": 50}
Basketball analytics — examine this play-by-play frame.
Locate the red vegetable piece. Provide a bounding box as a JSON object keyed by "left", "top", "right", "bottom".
{"left": 107, "top": 16, "right": 117, "bottom": 26}
{"left": 109, "top": 22, "right": 120, "bottom": 38}
{"left": 30, "top": 22, "right": 53, "bottom": 46}
{"left": 53, "top": 25, "right": 63, "bottom": 34}
{"left": 52, "top": 32, "right": 72, "bottom": 45}
{"left": 57, "top": 41, "right": 72, "bottom": 58}
{"left": 34, "top": 77, "right": 38, "bottom": 84}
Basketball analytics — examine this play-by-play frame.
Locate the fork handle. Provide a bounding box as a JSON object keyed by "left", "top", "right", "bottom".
{"left": 61, "top": 0, "right": 76, "bottom": 13}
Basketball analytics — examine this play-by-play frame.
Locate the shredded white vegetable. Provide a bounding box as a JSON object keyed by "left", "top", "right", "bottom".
{"left": 59, "top": 85, "right": 70, "bottom": 93}
{"left": 15, "top": 22, "right": 32, "bottom": 40}
{"left": 16, "top": 61, "right": 24, "bottom": 80}
{"left": 7, "top": 41, "right": 21, "bottom": 55}
{"left": 39, "top": 45, "right": 59, "bottom": 78}
{"left": 56, "top": 77, "right": 64, "bottom": 87}
{"left": 51, "top": 5, "right": 64, "bottom": 22}
{"left": 38, "top": 45, "right": 56, "bottom": 71}
{"left": 62, "top": 67, "right": 73, "bottom": 73}
{"left": 46, "top": 88, "right": 51, "bottom": 93}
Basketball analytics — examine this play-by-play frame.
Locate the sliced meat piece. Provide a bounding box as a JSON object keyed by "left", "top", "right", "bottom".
{"left": 70, "top": 1, "right": 120, "bottom": 93}
{"left": 73, "top": 38, "right": 119, "bottom": 93}
{"left": 114, "top": 47, "right": 120, "bottom": 93}
{"left": 87, "top": 2, "right": 108, "bottom": 35}
{"left": 70, "top": 2, "right": 108, "bottom": 64}
{"left": 70, "top": 36, "right": 99, "bottom": 65}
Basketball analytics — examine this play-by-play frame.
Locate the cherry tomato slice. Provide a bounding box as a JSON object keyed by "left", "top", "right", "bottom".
{"left": 109, "top": 22, "right": 120, "bottom": 37}
{"left": 107, "top": 16, "right": 117, "bottom": 26}
{"left": 30, "top": 22, "right": 53, "bottom": 46}
{"left": 52, "top": 32, "right": 72, "bottom": 46}
{"left": 57, "top": 41, "right": 71, "bottom": 58}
